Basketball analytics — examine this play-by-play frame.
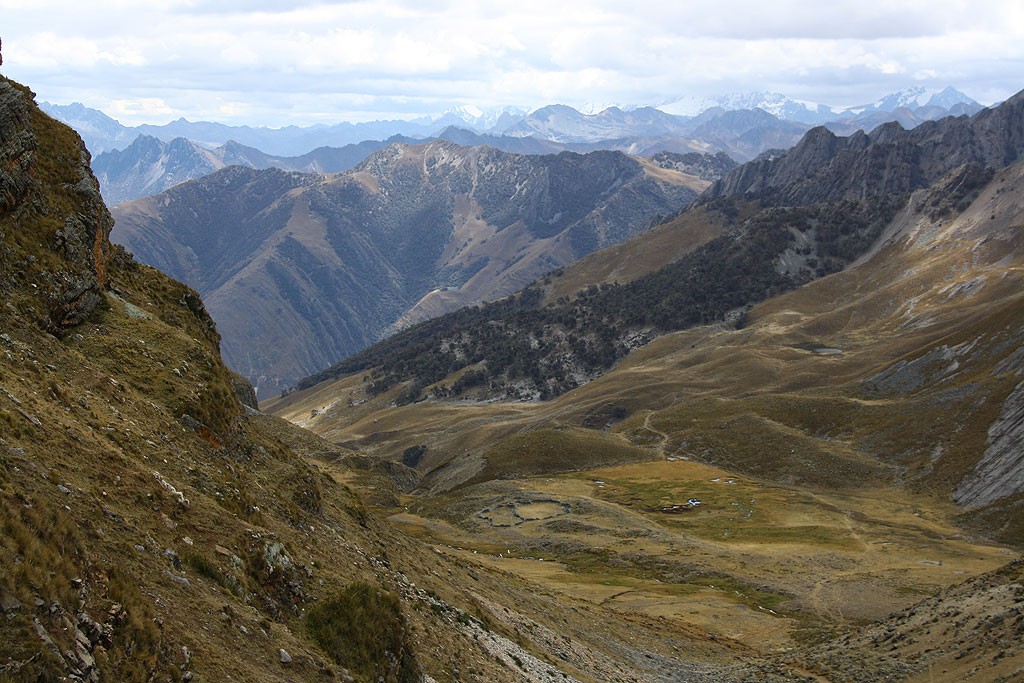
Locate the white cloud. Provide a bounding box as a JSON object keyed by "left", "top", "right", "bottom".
{"left": 108, "top": 97, "right": 175, "bottom": 122}
{"left": 1, "top": 0, "right": 1022, "bottom": 126}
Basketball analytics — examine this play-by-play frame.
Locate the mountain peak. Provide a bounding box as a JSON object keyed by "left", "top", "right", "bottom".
{"left": 849, "top": 86, "right": 981, "bottom": 114}
{"left": 925, "top": 85, "right": 980, "bottom": 109}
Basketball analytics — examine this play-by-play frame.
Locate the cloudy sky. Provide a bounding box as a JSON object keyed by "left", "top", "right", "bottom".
{"left": 2, "top": 0, "right": 1022, "bottom": 127}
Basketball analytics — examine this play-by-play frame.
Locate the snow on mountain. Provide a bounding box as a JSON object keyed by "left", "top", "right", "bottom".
{"left": 844, "top": 86, "right": 980, "bottom": 115}
{"left": 432, "top": 105, "right": 527, "bottom": 132}
{"left": 658, "top": 92, "right": 839, "bottom": 124}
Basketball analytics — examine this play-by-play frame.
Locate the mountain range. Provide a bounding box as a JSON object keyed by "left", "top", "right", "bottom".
{"left": 110, "top": 143, "right": 711, "bottom": 396}
{"left": 660, "top": 85, "right": 982, "bottom": 122}
{"left": 4, "top": 67, "right": 1024, "bottom": 683}
{"left": 44, "top": 86, "right": 982, "bottom": 158}
{"left": 43, "top": 87, "right": 982, "bottom": 210}
{"left": 92, "top": 110, "right": 803, "bottom": 206}
{"left": 91, "top": 111, "right": 791, "bottom": 206}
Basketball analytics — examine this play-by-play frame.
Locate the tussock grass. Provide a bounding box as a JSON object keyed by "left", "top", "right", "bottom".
{"left": 306, "top": 583, "right": 419, "bottom": 683}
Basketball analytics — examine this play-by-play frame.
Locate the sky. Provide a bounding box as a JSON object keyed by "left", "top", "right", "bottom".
{"left": 2, "top": 0, "right": 1023, "bottom": 128}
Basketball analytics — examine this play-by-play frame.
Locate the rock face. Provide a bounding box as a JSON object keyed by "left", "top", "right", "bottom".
{"left": 111, "top": 141, "right": 704, "bottom": 395}
{"left": 0, "top": 77, "right": 111, "bottom": 335}
{"left": 703, "top": 89, "right": 1024, "bottom": 205}
{"left": 0, "top": 80, "right": 34, "bottom": 212}
{"left": 955, "top": 379, "right": 1024, "bottom": 508}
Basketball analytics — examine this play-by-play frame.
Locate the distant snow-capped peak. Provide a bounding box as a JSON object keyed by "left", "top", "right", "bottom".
{"left": 433, "top": 105, "right": 528, "bottom": 130}
{"left": 844, "top": 86, "right": 979, "bottom": 115}
{"left": 657, "top": 92, "right": 837, "bottom": 124}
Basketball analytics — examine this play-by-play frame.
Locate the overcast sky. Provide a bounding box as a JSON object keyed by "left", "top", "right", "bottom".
{"left": 2, "top": 0, "right": 1022, "bottom": 127}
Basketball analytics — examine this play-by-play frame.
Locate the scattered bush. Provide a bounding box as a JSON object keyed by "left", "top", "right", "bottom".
{"left": 306, "top": 582, "right": 420, "bottom": 683}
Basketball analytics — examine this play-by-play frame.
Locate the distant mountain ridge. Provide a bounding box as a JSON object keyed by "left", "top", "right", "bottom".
{"left": 43, "top": 85, "right": 984, "bottom": 157}
{"left": 659, "top": 86, "right": 982, "bottom": 123}
{"left": 110, "top": 142, "right": 708, "bottom": 395}
{"left": 92, "top": 134, "right": 417, "bottom": 205}
{"left": 93, "top": 117, "right": 767, "bottom": 205}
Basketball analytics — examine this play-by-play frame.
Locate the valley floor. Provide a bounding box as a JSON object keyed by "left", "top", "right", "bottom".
{"left": 306, "top": 442, "right": 1023, "bottom": 683}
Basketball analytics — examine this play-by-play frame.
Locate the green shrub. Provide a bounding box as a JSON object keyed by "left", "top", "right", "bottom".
{"left": 306, "top": 582, "right": 419, "bottom": 683}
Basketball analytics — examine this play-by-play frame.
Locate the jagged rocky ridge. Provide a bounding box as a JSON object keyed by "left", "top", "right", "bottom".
{"left": 703, "top": 90, "right": 1024, "bottom": 204}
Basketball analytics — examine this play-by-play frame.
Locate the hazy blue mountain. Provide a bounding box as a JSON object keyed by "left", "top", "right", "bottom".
{"left": 46, "top": 86, "right": 985, "bottom": 160}
{"left": 92, "top": 134, "right": 419, "bottom": 204}
{"left": 38, "top": 101, "right": 138, "bottom": 153}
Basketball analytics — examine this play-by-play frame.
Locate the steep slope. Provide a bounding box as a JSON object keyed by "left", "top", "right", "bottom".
{"left": 2, "top": 73, "right": 453, "bottom": 683}
{"left": 111, "top": 142, "right": 704, "bottom": 396}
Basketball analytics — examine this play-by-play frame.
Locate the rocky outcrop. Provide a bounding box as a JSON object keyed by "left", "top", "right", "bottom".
{"left": 0, "top": 79, "right": 35, "bottom": 212}
{"left": 0, "top": 77, "right": 111, "bottom": 335}
{"left": 954, "top": 379, "right": 1024, "bottom": 508}
{"left": 230, "top": 371, "right": 259, "bottom": 410}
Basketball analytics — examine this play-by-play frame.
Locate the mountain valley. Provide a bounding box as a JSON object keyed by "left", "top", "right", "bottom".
{"left": 268, "top": 149, "right": 1024, "bottom": 683}
{"left": 2, "top": 66, "right": 1023, "bottom": 683}
{"left": 267, "top": 90, "right": 1024, "bottom": 680}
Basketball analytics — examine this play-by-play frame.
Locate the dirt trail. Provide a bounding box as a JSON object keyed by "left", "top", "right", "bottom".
{"left": 802, "top": 493, "right": 877, "bottom": 623}
{"left": 642, "top": 410, "right": 673, "bottom": 447}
